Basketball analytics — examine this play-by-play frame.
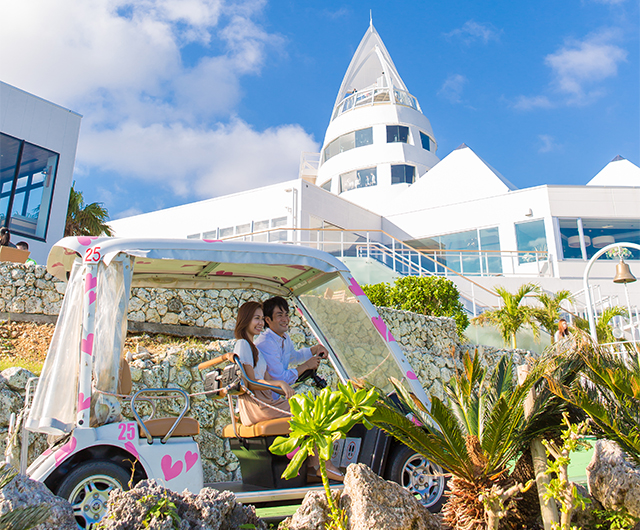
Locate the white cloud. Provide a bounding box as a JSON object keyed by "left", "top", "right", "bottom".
{"left": 0, "top": 0, "right": 314, "bottom": 209}
{"left": 545, "top": 30, "right": 627, "bottom": 104}
{"left": 438, "top": 74, "right": 467, "bottom": 104}
{"left": 512, "top": 29, "right": 627, "bottom": 109}
{"left": 538, "top": 134, "right": 561, "bottom": 153}
{"left": 445, "top": 20, "right": 501, "bottom": 44}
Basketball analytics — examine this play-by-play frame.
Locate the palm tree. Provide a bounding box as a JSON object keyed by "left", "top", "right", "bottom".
{"left": 545, "top": 331, "right": 640, "bottom": 465}
{"left": 473, "top": 283, "right": 541, "bottom": 349}
{"left": 535, "top": 289, "right": 574, "bottom": 335}
{"left": 64, "top": 184, "right": 114, "bottom": 237}
{"left": 573, "top": 306, "right": 628, "bottom": 344}
{"left": 369, "top": 350, "right": 543, "bottom": 529}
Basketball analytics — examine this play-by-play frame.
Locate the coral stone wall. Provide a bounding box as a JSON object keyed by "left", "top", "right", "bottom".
{"left": 1, "top": 262, "right": 531, "bottom": 483}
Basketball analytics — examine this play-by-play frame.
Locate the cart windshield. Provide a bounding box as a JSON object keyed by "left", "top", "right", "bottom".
{"left": 297, "top": 275, "right": 405, "bottom": 394}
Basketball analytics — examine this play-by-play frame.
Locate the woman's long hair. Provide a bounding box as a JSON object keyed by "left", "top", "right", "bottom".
{"left": 558, "top": 318, "right": 570, "bottom": 338}
{"left": 234, "top": 301, "right": 261, "bottom": 367}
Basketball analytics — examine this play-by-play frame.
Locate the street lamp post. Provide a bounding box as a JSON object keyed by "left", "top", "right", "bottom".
{"left": 583, "top": 242, "right": 640, "bottom": 343}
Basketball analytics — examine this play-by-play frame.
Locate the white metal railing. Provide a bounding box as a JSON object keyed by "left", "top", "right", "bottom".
{"left": 331, "top": 87, "right": 421, "bottom": 122}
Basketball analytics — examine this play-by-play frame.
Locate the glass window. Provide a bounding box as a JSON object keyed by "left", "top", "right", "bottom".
{"left": 1, "top": 133, "right": 59, "bottom": 240}
{"left": 420, "top": 132, "right": 431, "bottom": 151}
{"left": 581, "top": 218, "right": 640, "bottom": 260}
{"left": 479, "top": 227, "right": 502, "bottom": 274}
{"left": 340, "top": 167, "right": 377, "bottom": 192}
{"left": 235, "top": 223, "right": 250, "bottom": 235}
{"left": 515, "top": 220, "right": 548, "bottom": 264}
{"left": 339, "top": 132, "right": 355, "bottom": 152}
{"left": 270, "top": 216, "right": 288, "bottom": 242}
{"left": 203, "top": 229, "right": 218, "bottom": 239}
{"left": 387, "top": 125, "right": 409, "bottom": 143}
{"left": 321, "top": 180, "right": 331, "bottom": 192}
{"left": 186, "top": 233, "right": 201, "bottom": 239}
{"left": 559, "top": 219, "right": 583, "bottom": 260}
{"left": 219, "top": 227, "right": 234, "bottom": 238}
{"left": 440, "top": 230, "right": 480, "bottom": 274}
{"left": 253, "top": 220, "right": 269, "bottom": 242}
{"left": 391, "top": 164, "right": 415, "bottom": 185}
{"left": 355, "top": 128, "right": 373, "bottom": 147}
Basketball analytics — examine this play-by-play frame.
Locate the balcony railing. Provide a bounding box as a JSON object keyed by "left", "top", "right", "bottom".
{"left": 331, "top": 87, "right": 421, "bottom": 122}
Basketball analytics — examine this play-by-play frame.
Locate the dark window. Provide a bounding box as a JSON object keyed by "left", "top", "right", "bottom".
{"left": 420, "top": 132, "right": 431, "bottom": 151}
{"left": 387, "top": 125, "right": 409, "bottom": 143}
{"left": 355, "top": 128, "right": 373, "bottom": 147}
{"left": 321, "top": 180, "right": 332, "bottom": 192}
{"left": 0, "top": 132, "right": 59, "bottom": 240}
{"left": 391, "top": 164, "right": 415, "bottom": 184}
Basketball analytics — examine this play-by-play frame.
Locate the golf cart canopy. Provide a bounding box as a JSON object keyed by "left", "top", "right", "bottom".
{"left": 30, "top": 237, "right": 428, "bottom": 435}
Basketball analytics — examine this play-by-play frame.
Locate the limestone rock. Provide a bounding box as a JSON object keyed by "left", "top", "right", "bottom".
{"left": 1, "top": 366, "right": 36, "bottom": 392}
{"left": 97, "top": 479, "right": 265, "bottom": 530}
{"left": 279, "top": 490, "right": 333, "bottom": 530}
{"left": 0, "top": 470, "right": 76, "bottom": 530}
{"left": 587, "top": 439, "right": 640, "bottom": 518}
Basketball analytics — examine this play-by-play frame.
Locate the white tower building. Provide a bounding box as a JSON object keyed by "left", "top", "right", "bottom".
{"left": 316, "top": 23, "right": 440, "bottom": 213}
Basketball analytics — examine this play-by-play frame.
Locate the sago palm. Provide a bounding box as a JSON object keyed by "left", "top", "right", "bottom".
{"left": 573, "top": 306, "right": 628, "bottom": 345}
{"left": 369, "top": 350, "right": 543, "bottom": 530}
{"left": 473, "top": 283, "right": 541, "bottom": 349}
{"left": 545, "top": 331, "right": 640, "bottom": 465}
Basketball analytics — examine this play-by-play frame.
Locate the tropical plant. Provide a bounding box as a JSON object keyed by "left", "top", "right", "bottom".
{"left": 0, "top": 463, "right": 51, "bottom": 530}
{"left": 363, "top": 276, "right": 469, "bottom": 336}
{"left": 270, "top": 382, "right": 378, "bottom": 530}
{"left": 368, "top": 350, "right": 542, "bottom": 529}
{"left": 472, "top": 283, "right": 541, "bottom": 349}
{"left": 573, "top": 306, "right": 628, "bottom": 344}
{"left": 545, "top": 331, "right": 640, "bottom": 465}
{"left": 65, "top": 183, "right": 114, "bottom": 237}
{"left": 541, "top": 414, "right": 592, "bottom": 530}
{"left": 535, "top": 289, "right": 574, "bottom": 335}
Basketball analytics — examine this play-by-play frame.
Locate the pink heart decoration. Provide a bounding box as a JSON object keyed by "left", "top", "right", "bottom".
{"left": 348, "top": 277, "right": 365, "bottom": 297}
{"left": 55, "top": 437, "right": 77, "bottom": 466}
{"left": 77, "top": 236, "right": 98, "bottom": 246}
{"left": 215, "top": 270, "right": 233, "bottom": 276}
{"left": 161, "top": 455, "right": 183, "bottom": 481}
{"left": 88, "top": 291, "right": 96, "bottom": 305}
{"left": 85, "top": 273, "right": 97, "bottom": 292}
{"left": 203, "top": 239, "right": 222, "bottom": 243}
{"left": 42, "top": 448, "right": 53, "bottom": 457}
{"left": 406, "top": 371, "right": 418, "bottom": 380}
{"left": 124, "top": 441, "right": 139, "bottom": 459}
{"left": 372, "top": 316, "right": 391, "bottom": 342}
{"left": 185, "top": 450, "right": 198, "bottom": 472}
{"left": 78, "top": 392, "right": 91, "bottom": 411}
{"left": 82, "top": 334, "right": 94, "bottom": 356}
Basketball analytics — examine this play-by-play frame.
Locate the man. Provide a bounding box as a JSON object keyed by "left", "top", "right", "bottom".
{"left": 255, "top": 296, "right": 327, "bottom": 387}
{"left": 16, "top": 241, "right": 36, "bottom": 265}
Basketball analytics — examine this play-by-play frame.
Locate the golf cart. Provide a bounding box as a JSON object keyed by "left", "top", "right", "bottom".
{"left": 18, "top": 237, "right": 446, "bottom": 527}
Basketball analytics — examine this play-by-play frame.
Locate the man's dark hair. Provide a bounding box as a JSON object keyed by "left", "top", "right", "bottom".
{"left": 263, "top": 296, "right": 289, "bottom": 325}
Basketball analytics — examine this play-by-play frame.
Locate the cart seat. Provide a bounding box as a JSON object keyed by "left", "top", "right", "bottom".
{"left": 222, "top": 416, "right": 291, "bottom": 438}
{"left": 141, "top": 417, "right": 200, "bottom": 438}
{"left": 119, "top": 358, "right": 200, "bottom": 438}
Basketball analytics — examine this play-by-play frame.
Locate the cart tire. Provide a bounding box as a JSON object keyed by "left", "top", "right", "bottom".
{"left": 384, "top": 444, "right": 448, "bottom": 512}
{"left": 55, "top": 461, "right": 130, "bottom": 529}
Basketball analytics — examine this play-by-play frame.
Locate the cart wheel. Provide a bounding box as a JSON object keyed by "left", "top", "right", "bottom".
{"left": 384, "top": 444, "right": 448, "bottom": 512}
{"left": 56, "top": 461, "right": 130, "bottom": 529}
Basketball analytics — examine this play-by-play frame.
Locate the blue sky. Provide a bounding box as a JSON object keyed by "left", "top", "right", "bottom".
{"left": 1, "top": 0, "right": 638, "bottom": 220}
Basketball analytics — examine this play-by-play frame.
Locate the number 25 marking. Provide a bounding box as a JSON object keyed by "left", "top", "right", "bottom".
{"left": 85, "top": 247, "right": 101, "bottom": 262}
{"left": 118, "top": 423, "right": 136, "bottom": 441}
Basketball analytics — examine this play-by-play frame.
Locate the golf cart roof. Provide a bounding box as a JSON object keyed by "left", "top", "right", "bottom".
{"left": 47, "top": 237, "right": 350, "bottom": 296}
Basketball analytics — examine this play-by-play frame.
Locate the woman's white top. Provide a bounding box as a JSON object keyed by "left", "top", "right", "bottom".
{"left": 234, "top": 339, "right": 267, "bottom": 379}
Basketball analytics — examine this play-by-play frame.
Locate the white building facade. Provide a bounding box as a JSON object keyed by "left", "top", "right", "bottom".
{"left": 1, "top": 82, "right": 82, "bottom": 263}
{"left": 110, "top": 24, "right": 639, "bottom": 316}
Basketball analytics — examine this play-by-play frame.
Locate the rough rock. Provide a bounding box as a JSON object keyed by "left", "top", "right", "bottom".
{"left": 281, "top": 463, "right": 441, "bottom": 530}
{"left": 0, "top": 470, "right": 76, "bottom": 530}
{"left": 98, "top": 479, "right": 266, "bottom": 530}
{"left": 587, "top": 439, "right": 640, "bottom": 518}
{"left": 1, "top": 366, "right": 36, "bottom": 392}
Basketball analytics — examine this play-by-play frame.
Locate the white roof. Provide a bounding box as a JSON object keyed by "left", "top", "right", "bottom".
{"left": 334, "top": 23, "right": 408, "bottom": 108}
{"left": 384, "top": 144, "right": 516, "bottom": 214}
{"left": 587, "top": 156, "right": 640, "bottom": 187}
{"left": 47, "top": 237, "right": 349, "bottom": 295}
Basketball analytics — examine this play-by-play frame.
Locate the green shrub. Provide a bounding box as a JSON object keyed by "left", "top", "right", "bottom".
{"left": 363, "top": 276, "right": 469, "bottom": 336}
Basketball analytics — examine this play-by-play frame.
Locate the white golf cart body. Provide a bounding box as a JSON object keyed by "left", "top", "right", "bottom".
{"left": 25, "top": 237, "right": 433, "bottom": 521}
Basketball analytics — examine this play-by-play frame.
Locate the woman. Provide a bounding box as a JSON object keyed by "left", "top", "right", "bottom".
{"left": 233, "top": 301, "right": 293, "bottom": 426}
{"left": 554, "top": 318, "right": 570, "bottom": 342}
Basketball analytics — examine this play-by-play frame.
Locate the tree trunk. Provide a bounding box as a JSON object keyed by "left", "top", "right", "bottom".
{"left": 517, "top": 365, "right": 560, "bottom": 530}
